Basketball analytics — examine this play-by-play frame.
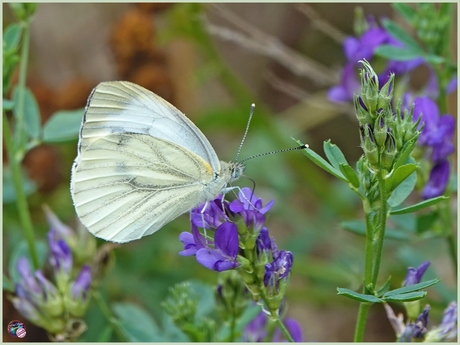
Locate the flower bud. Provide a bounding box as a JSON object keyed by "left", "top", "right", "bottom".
{"left": 377, "top": 73, "right": 394, "bottom": 109}
{"left": 374, "top": 116, "right": 388, "bottom": 148}
{"left": 362, "top": 125, "right": 379, "bottom": 167}
{"left": 381, "top": 134, "right": 397, "bottom": 170}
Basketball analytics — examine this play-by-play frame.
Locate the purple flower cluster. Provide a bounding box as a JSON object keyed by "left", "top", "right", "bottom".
{"left": 257, "top": 228, "right": 294, "bottom": 292}
{"left": 411, "top": 97, "right": 455, "bottom": 198}
{"left": 179, "top": 188, "right": 294, "bottom": 287}
{"left": 328, "top": 16, "right": 422, "bottom": 103}
{"left": 179, "top": 188, "right": 277, "bottom": 273}
{"left": 12, "top": 210, "right": 93, "bottom": 333}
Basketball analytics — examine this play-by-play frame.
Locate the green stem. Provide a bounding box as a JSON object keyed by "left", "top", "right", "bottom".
{"left": 275, "top": 317, "right": 294, "bottom": 342}
{"left": 353, "top": 303, "right": 371, "bottom": 342}
{"left": 353, "top": 209, "right": 375, "bottom": 342}
{"left": 14, "top": 21, "right": 30, "bottom": 152}
{"left": 371, "top": 173, "right": 388, "bottom": 286}
{"left": 93, "top": 291, "right": 128, "bottom": 341}
{"left": 363, "top": 208, "right": 374, "bottom": 285}
{"left": 3, "top": 111, "right": 39, "bottom": 269}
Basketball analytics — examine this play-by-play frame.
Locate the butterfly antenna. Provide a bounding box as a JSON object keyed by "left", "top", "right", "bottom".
{"left": 235, "top": 103, "right": 256, "bottom": 162}
{"left": 240, "top": 144, "right": 309, "bottom": 164}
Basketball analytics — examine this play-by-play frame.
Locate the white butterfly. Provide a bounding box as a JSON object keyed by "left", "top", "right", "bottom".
{"left": 70, "top": 81, "right": 245, "bottom": 243}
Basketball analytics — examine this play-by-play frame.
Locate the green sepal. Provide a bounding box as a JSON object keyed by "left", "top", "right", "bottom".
{"left": 390, "top": 196, "right": 448, "bottom": 215}
{"left": 337, "top": 288, "right": 382, "bottom": 303}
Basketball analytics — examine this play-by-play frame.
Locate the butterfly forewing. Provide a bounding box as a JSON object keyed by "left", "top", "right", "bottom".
{"left": 79, "top": 81, "right": 221, "bottom": 171}
{"left": 72, "top": 133, "right": 221, "bottom": 242}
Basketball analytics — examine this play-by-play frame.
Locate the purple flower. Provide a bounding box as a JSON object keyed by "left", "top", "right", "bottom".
{"left": 446, "top": 75, "right": 457, "bottom": 94}
{"left": 328, "top": 63, "right": 361, "bottom": 102}
{"left": 264, "top": 251, "right": 294, "bottom": 291}
{"left": 243, "top": 310, "right": 267, "bottom": 342}
{"left": 328, "top": 17, "right": 423, "bottom": 103}
{"left": 195, "top": 222, "right": 240, "bottom": 272}
{"left": 256, "top": 227, "right": 272, "bottom": 256}
{"left": 413, "top": 305, "right": 430, "bottom": 338}
{"left": 72, "top": 265, "right": 92, "bottom": 300}
{"left": 273, "top": 318, "right": 304, "bottom": 342}
{"left": 404, "top": 261, "right": 430, "bottom": 286}
{"left": 411, "top": 96, "right": 455, "bottom": 198}
{"left": 423, "top": 160, "right": 451, "bottom": 199}
{"left": 438, "top": 301, "right": 457, "bottom": 340}
{"left": 48, "top": 229, "right": 73, "bottom": 274}
{"left": 229, "top": 188, "right": 274, "bottom": 231}
{"left": 16, "top": 257, "right": 41, "bottom": 294}
{"left": 190, "top": 196, "right": 230, "bottom": 229}
{"left": 229, "top": 187, "right": 274, "bottom": 215}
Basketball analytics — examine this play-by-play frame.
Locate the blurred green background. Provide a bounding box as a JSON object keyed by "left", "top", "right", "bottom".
{"left": 3, "top": 3, "right": 457, "bottom": 342}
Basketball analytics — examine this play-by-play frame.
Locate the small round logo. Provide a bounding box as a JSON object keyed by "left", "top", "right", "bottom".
{"left": 8, "top": 320, "right": 26, "bottom": 338}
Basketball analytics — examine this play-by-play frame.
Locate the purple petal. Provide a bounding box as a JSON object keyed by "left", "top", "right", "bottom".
{"left": 423, "top": 160, "right": 450, "bottom": 199}
{"left": 16, "top": 257, "right": 40, "bottom": 293}
{"left": 404, "top": 261, "right": 430, "bottom": 286}
{"left": 214, "top": 222, "right": 239, "bottom": 257}
{"left": 178, "top": 232, "right": 198, "bottom": 256}
{"left": 72, "top": 265, "right": 92, "bottom": 299}
{"left": 413, "top": 97, "right": 440, "bottom": 146}
{"left": 196, "top": 248, "right": 236, "bottom": 272}
{"left": 256, "top": 227, "right": 271, "bottom": 255}
{"left": 446, "top": 75, "right": 457, "bottom": 94}
{"left": 273, "top": 318, "right": 304, "bottom": 342}
{"left": 43, "top": 205, "right": 73, "bottom": 239}
{"left": 35, "top": 270, "right": 58, "bottom": 299}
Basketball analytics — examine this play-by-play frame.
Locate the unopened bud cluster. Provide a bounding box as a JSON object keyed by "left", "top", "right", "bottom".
{"left": 355, "top": 61, "right": 421, "bottom": 174}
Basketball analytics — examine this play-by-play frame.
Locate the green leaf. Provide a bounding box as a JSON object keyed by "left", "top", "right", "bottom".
{"left": 337, "top": 288, "right": 382, "bottom": 303}
{"left": 324, "top": 140, "right": 349, "bottom": 171}
{"left": 112, "top": 302, "right": 163, "bottom": 341}
{"left": 392, "top": 3, "right": 416, "bottom": 23}
{"left": 339, "top": 163, "right": 360, "bottom": 188}
{"left": 13, "top": 86, "right": 41, "bottom": 140}
{"left": 390, "top": 196, "right": 448, "bottom": 215}
{"left": 3, "top": 99, "right": 15, "bottom": 110}
{"left": 387, "top": 167, "right": 417, "bottom": 207}
{"left": 383, "top": 291, "right": 427, "bottom": 302}
{"left": 375, "top": 276, "right": 392, "bottom": 297}
{"left": 294, "top": 139, "right": 346, "bottom": 181}
{"left": 388, "top": 164, "right": 418, "bottom": 193}
{"left": 341, "top": 220, "right": 410, "bottom": 240}
{"left": 42, "top": 109, "right": 84, "bottom": 143}
{"left": 423, "top": 54, "right": 445, "bottom": 65}
{"left": 383, "top": 279, "right": 440, "bottom": 297}
{"left": 374, "top": 45, "right": 422, "bottom": 61}
{"left": 3, "top": 24, "right": 22, "bottom": 51}
{"left": 3, "top": 166, "right": 36, "bottom": 203}
{"left": 381, "top": 18, "right": 422, "bottom": 51}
